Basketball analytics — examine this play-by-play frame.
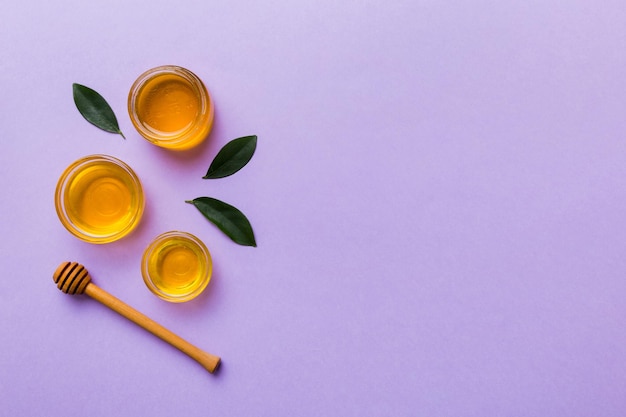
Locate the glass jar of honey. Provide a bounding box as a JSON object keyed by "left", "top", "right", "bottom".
{"left": 128, "top": 65, "right": 214, "bottom": 150}
{"left": 55, "top": 155, "right": 145, "bottom": 243}
{"left": 141, "top": 231, "right": 213, "bottom": 302}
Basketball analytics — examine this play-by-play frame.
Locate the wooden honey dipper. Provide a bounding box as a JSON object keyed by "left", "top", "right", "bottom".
{"left": 53, "top": 261, "right": 221, "bottom": 373}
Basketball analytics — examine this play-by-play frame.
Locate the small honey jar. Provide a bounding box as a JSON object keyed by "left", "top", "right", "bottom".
{"left": 141, "top": 231, "right": 213, "bottom": 302}
{"left": 128, "top": 65, "right": 214, "bottom": 150}
{"left": 55, "top": 155, "right": 144, "bottom": 244}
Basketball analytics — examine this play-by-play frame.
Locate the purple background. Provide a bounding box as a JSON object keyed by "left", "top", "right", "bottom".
{"left": 2, "top": 1, "right": 626, "bottom": 415}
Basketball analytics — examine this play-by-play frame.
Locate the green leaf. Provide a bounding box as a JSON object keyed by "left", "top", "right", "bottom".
{"left": 186, "top": 197, "right": 257, "bottom": 247}
{"left": 72, "top": 83, "right": 125, "bottom": 139}
{"left": 203, "top": 135, "right": 257, "bottom": 179}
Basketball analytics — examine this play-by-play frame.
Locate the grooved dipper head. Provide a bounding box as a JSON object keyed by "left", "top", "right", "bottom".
{"left": 53, "top": 262, "right": 92, "bottom": 295}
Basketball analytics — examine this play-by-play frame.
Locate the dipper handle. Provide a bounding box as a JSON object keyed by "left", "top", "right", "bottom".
{"left": 84, "top": 284, "right": 221, "bottom": 373}
{"left": 53, "top": 261, "right": 220, "bottom": 373}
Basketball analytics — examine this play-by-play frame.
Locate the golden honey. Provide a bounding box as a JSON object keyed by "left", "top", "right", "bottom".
{"left": 142, "top": 231, "right": 212, "bottom": 302}
{"left": 55, "top": 155, "right": 144, "bottom": 243}
{"left": 128, "top": 66, "right": 214, "bottom": 150}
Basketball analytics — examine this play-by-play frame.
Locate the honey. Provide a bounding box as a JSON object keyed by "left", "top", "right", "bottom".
{"left": 55, "top": 155, "right": 144, "bottom": 243}
{"left": 142, "top": 231, "right": 212, "bottom": 302}
{"left": 128, "top": 66, "right": 213, "bottom": 150}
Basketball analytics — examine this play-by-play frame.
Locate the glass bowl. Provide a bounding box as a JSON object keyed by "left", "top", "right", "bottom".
{"left": 141, "top": 231, "right": 213, "bottom": 302}
{"left": 128, "top": 65, "right": 214, "bottom": 150}
{"left": 55, "top": 154, "right": 144, "bottom": 244}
